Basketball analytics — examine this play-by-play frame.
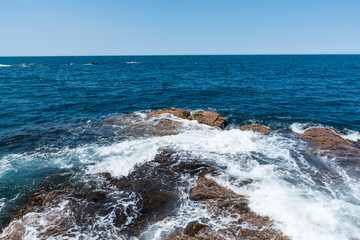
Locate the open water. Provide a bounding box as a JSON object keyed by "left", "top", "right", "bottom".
{"left": 0, "top": 55, "right": 360, "bottom": 239}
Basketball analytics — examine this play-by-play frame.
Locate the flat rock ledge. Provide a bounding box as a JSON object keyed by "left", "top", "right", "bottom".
{"left": 239, "top": 124, "right": 271, "bottom": 135}
{"left": 168, "top": 177, "right": 290, "bottom": 240}
{"left": 301, "top": 127, "right": 360, "bottom": 160}
{"left": 147, "top": 108, "right": 191, "bottom": 120}
{"left": 147, "top": 108, "right": 228, "bottom": 129}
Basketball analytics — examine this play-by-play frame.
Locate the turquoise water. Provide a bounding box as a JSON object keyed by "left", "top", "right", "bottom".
{"left": 0, "top": 55, "right": 360, "bottom": 239}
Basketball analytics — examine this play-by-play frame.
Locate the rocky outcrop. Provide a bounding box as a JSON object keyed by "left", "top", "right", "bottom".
{"left": 147, "top": 108, "right": 191, "bottom": 120}
{"left": 0, "top": 151, "right": 216, "bottom": 239}
{"left": 1, "top": 150, "right": 290, "bottom": 240}
{"left": 239, "top": 124, "right": 271, "bottom": 135}
{"left": 301, "top": 127, "right": 360, "bottom": 160}
{"left": 189, "top": 177, "right": 240, "bottom": 201}
{"left": 170, "top": 177, "right": 290, "bottom": 240}
{"left": 192, "top": 111, "right": 228, "bottom": 129}
{"left": 103, "top": 113, "right": 187, "bottom": 137}
{"left": 88, "top": 62, "right": 99, "bottom": 65}
{"left": 104, "top": 109, "right": 228, "bottom": 135}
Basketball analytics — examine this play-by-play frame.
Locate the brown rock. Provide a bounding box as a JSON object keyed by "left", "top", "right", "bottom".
{"left": 171, "top": 177, "right": 290, "bottom": 240}
{"left": 147, "top": 108, "right": 191, "bottom": 120}
{"left": 301, "top": 127, "right": 360, "bottom": 160}
{"left": 239, "top": 124, "right": 271, "bottom": 135}
{"left": 183, "top": 221, "right": 208, "bottom": 236}
{"left": 192, "top": 111, "right": 227, "bottom": 129}
{"left": 103, "top": 113, "right": 195, "bottom": 137}
{"left": 189, "top": 177, "right": 241, "bottom": 201}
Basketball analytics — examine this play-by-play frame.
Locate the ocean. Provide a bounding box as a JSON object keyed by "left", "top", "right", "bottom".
{"left": 0, "top": 55, "right": 360, "bottom": 239}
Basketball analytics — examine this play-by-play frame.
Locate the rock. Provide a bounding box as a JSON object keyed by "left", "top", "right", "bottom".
{"left": 183, "top": 221, "right": 208, "bottom": 236}
{"left": 239, "top": 124, "right": 270, "bottom": 135}
{"left": 1, "top": 151, "right": 218, "bottom": 239}
{"left": 301, "top": 127, "right": 360, "bottom": 160}
{"left": 89, "top": 62, "right": 99, "bottom": 65}
{"left": 192, "top": 111, "right": 227, "bottom": 129}
{"left": 1, "top": 150, "right": 288, "bottom": 240}
{"left": 103, "top": 113, "right": 199, "bottom": 137}
{"left": 189, "top": 177, "right": 241, "bottom": 201}
{"left": 147, "top": 108, "right": 191, "bottom": 120}
{"left": 172, "top": 177, "right": 290, "bottom": 240}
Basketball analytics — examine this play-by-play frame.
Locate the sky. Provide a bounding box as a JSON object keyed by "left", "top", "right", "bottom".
{"left": 0, "top": 0, "right": 360, "bottom": 56}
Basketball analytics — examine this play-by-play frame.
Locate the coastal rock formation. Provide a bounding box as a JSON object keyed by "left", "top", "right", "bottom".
{"left": 301, "top": 127, "right": 360, "bottom": 160}
{"left": 103, "top": 113, "right": 192, "bottom": 137}
{"left": 239, "top": 124, "right": 271, "bottom": 135}
{"left": 147, "top": 108, "right": 191, "bottom": 120}
{"left": 1, "top": 150, "right": 289, "bottom": 240}
{"left": 170, "top": 177, "right": 290, "bottom": 240}
{"left": 192, "top": 110, "right": 228, "bottom": 129}
{"left": 103, "top": 109, "right": 229, "bottom": 136}
{"left": 0, "top": 151, "right": 215, "bottom": 239}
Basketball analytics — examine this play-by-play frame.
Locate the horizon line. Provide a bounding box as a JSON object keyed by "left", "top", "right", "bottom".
{"left": 1, "top": 53, "right": 360, "bottom": 57}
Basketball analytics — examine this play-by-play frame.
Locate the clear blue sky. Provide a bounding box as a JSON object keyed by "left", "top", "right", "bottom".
{"left": 1, "top": 0, "right": 359, "bottom": 56}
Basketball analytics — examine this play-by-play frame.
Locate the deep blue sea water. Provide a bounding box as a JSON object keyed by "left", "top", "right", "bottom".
{"left": 1, "top": 55, "right": 360, "bottom": 239}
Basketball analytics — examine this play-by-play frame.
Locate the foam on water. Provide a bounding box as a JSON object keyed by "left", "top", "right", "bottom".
{"left": 88, "top": 128, "right": 359, "bottom": 239}
{"left": 290, "top": 122, "right": 325, "bottom": 134}
{"left": 342, "top": 129, "right": 360, "bottom": 142}
{"left": 291, "top": 123, "right": 360, "bottom": 143}
{"left": 19, "top": 63, "right": 33, "bottom": 67}
{"left": 1, "top": 117, "right": 360, "bottom": 239}
{"left": 0, "top": 64, "right": 11, "bottom": 67}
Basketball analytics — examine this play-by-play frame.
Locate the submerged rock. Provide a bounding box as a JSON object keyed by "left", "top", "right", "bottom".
{"left": 301, "top": 127, "right": 360, "bottom": 160}
{"left": 192, "top": 110, "right": 227, "bottom": 129}
{"left": 239, "top": 124, "right": 271, "bottom": 135}
{"left": 147, "top": 108, "right": 191, "bottom": 120}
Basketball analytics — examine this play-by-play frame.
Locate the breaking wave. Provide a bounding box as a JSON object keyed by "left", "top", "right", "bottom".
{"left": 1, "top": 114, "right": 360, "bottom": 239}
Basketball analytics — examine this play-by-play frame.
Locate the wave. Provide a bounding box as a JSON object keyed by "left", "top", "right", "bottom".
{"left": 342, "top": 129, "right": 360, "bottom": 141}
{"left": 125, "top": 61, "right": 140, "bottom": 64}
{"left": 1, "top": 114, "right": 360, "bottom": 239}
{"left": 0, "top": 64, "right": 11, "bottom": 67}
{"left": 290, "top": 122, "right": 360, "bottom": 142}
{"left": 19, "top": 63, "right": 33, "bottom": 67}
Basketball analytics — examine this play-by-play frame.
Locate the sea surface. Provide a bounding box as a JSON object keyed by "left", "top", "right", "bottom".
{"left": 0, "top": 55, "right": 360, "bottom": 239}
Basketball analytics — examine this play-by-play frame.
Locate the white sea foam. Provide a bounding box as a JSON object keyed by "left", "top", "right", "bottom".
{"left": 125, "top": 61, "right": 140, "bottom": 64}
{"left": 290, "top": 122, "right": 326, "bottom": 134}
{"left": 2, "top": 118, "right": 360, "bottom": 239}
{"left": 291, "top": 123, "right": 360, "bottom": 142}
{"left": 85, "top": 128, "right": 360, "bottom": 239}
{"left": 19, "top": 63, "right": 33, "bottom": 67}
{"left": 0, "top": 64, "right": 11, "bottom": 67}
{"left": 342, "top": 129, "right": 360, "bottom": 142}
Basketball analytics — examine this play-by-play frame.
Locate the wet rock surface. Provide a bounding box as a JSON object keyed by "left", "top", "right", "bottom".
{"left": 0, "top": 151, "right": 215, "bottom": 239}
{"left": 168, "top": 177, "right": 290, "bottom": 240}
{"left": 147, "top": 108, "right": 191, "bottom": 120}
{"left": 192, "top": 111, "right": 228, "bottom": 129}
{"left": 301, "top": 127, "right": 360, "bottom": 161}
{"left": 103, "top": 113, "right": 186, "bottom": 137}
{"left": 103, "top": 109, "right": 229, "bottom": 138}
{"left": 239, "top": 124, "right": 271, "bottom": 135}
{"left": 1, "top": 149, "right": 290, "bottom": 240}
